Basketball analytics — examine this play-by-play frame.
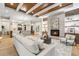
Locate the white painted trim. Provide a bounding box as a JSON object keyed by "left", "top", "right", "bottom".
{"left": 33, "top": 3, "right": 60, "bottom": 16}
{"left": 16, "top": 3, "right": 24, "bottom": 11}
{"left": 26, "top": 3, "right": 43, "bottom": 14}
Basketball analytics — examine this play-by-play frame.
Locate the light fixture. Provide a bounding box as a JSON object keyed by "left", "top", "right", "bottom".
{"left": 59, "top": 4, "right": 62, "bottom": 7}
{"left": 21, "top": 6, "right": 26, "bottom": 11}
{"left": 42, "top": 4, "right": 49, "bottom": 8}
{"left": 32, "top": 12, "right": 34, "bottom": 13}
{"left": 10, "top": 3, "right": 14, "bottom": 5}
{"left": 36, "top": 14, "right": 38, "bottom": 16}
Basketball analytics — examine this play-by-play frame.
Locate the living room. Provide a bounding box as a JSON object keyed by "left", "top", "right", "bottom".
{"left": 0, "top": 3, "right": 79, "bottom": 56}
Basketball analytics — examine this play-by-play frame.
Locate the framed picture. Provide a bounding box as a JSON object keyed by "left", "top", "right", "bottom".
{"left": 68, "top": 28, "right": 75, "bottom": 34}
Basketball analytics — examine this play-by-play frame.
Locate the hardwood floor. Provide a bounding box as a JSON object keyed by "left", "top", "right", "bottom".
{"left": 0, "top": 35, "right": 79, "bottom": 56}
{"left": 72, "top": 44, "right": 79, "bottom": 56}
{"left": 0, "top": 35, "right": 18, "bottom": 56}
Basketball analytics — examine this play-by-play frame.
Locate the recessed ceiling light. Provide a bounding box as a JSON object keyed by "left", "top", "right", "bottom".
{"left": 10, "top": 3, "right": 14, "bottom": 5}
{"left": 59, "top": 4, "right": 62, "bottom": 7}
{"left": 32, "top": 12, "right": 34, "bottom": 13}
{"left": 42, "top": 4, "right": 49, "bottom": 8}
{"left": 36, "top": 15, "right": 39, "bottom": 16}
{"left": 21, "top": 6, "right": 27, "bottom": 11}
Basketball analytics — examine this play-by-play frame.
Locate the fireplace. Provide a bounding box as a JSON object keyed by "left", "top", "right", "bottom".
{"left": 51, "top": 30, "right": 59, "bottom": 36}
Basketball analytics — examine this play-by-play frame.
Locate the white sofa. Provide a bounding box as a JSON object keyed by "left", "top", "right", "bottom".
{"left": 12, "top": 33, "right": 56, "bottom": 56}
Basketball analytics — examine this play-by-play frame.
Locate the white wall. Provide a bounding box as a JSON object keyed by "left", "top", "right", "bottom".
{"left": 0, "top": 17, "right": 2, "bottom": 31}
{"left": 0, "top": 3, "right": 5, "bottom": 16}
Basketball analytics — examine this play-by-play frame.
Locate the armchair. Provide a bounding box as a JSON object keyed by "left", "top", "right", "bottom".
{"left": 60, "top": 34, "right": 75, "bottom": 46}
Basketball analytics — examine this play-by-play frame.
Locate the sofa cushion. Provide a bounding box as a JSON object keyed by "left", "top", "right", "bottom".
{"left": 66, "top": 34, "right": 75, "bottom": 40}
{"left": 13, "top": 33, "right": 40, "bottom": 54}
{"left": 20, "top": 37, "right": 40, "bottom": 54}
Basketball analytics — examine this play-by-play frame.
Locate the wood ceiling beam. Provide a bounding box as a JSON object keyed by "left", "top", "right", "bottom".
{"left": 33, "top": 3, "right": 61, "bottom": 16}
{"left": 26, "top": 3, "right": 43, "bottom": 14}
{"left": 39, "top": 4, "right": 73, "bottom": 18}
{"left": 16, "top": 3, "right": 24, "bottom": 11}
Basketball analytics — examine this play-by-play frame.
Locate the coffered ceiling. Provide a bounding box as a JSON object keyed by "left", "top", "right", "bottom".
{"left": 5, "top": 3, "right": 72, "bottom": 17}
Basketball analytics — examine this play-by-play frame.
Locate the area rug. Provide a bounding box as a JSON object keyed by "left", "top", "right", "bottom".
{"left": 53, "top": 39, "right": 72, "bottom": 56}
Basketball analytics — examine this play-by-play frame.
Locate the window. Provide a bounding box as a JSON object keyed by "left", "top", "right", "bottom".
{"left": 42, "top": 20, "right": 48, "bottom": 32}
